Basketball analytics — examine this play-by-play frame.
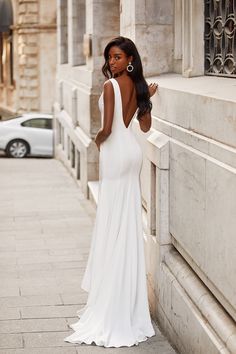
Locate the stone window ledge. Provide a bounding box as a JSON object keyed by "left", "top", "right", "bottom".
{"left": 147, "top": 73, "right": 236, "bottom": 103}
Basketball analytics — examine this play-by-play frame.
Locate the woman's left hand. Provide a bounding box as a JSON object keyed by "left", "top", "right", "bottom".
{"left": 148, "top": 83, "right": 158, "bottom": 97}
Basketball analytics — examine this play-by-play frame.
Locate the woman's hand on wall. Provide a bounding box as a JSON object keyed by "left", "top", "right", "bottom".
{"left": 148, "top": 83, "right": 158, "bottom": 97}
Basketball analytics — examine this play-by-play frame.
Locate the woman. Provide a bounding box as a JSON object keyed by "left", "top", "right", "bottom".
{"left": 64, "top": 36, "right": 158, "bottom": 347}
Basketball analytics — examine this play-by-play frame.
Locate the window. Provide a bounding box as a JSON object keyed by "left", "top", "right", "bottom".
{"left": 8, "top": 31, "right": 14, "bottom": 85}
{"left": 205, "top": 0, "right": 236, "bottom": 77}
{"left": 69, "top": 0, "right": 85, "bottom": 66}
{"left": 0, "top": 32, "right": 14, "bottom": 85}
{"left": 21, "top": 118, "right": 52, "bottom": 129}
{"left": 0, "top": 0, "right": 14, "bottom": 84}
{"left": 59, "top": 0, "right": 68, "bottom": 64}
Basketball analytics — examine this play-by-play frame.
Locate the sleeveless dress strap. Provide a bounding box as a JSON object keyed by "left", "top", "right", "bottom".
{"left": 109, "top": 78, "right": 118, "bottom": 98}
{"left": 109, "top": 78, "right": 122, "bottom": 121}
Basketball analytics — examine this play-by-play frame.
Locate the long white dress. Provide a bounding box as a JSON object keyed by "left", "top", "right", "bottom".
{"left": 64, "top": 78, "right": 155, "bottom": 347}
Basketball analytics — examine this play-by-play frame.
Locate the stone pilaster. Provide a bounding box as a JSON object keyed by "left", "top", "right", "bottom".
{"left": 120, "top": 0, "right": 174, "bottom": 76}
{"left": 17, "top": 0, "right": 39, "bottom": 112}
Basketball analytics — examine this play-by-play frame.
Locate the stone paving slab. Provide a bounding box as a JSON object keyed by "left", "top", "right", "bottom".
{"left": 0, "top": 158, "right": 178, "bottom": 353}
{"left": 0, "top": 318, "right": 68, "bottom": 333}
{"left": 0, "top": 308, "right": 21, "bottom": 321}
{"left": 0, "top": 333, "right": 23, "bottom": 349}
{"left": 0, "top": 294, "right": 62, "bottom": 308}
{"left": 20, "top": 305, "right": 80, "bottom": 319}
{"left": 60, "top": 292, "right": 88, "bottom": 306}
{"left": 0, "top": 348, "right": 77, "bottom": 354}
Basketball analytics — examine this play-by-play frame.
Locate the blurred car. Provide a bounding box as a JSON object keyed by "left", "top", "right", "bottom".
{"left": 0, "top": 113, "right": 53, "bottom": 158}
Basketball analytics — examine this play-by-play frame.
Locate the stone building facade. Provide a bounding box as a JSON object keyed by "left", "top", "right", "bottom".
{"left": 0, "top": 0, "right": 56, "bottom": 117}
{"left": 54, "top": 1, "right": 236, "bottom": 353}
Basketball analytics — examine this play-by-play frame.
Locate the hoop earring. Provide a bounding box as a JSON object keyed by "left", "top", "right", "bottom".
{"left": 126, "top": 62, "right": 134, "bottom": 72}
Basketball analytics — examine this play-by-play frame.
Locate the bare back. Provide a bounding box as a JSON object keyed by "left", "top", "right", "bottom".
{"left": 114, "top": 76, "right": 137, "bottom": 129}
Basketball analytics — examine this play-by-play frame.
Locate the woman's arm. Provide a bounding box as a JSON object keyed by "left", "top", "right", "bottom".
{"left": 95, "top": 80, "right": 114, "bottom": 151}
{"left": 138, "top": 82, "right": 158, "bottom": 133}
{"left": 138, "top": 112, "right": 151, "bottom": 132}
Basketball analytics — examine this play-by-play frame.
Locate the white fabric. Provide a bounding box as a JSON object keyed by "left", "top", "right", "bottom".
{"left": 64, "top": 78, "right": 155, "bottom": 347}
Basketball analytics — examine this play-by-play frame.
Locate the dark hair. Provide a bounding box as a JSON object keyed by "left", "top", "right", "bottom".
{"left": 102, "top": 36, "right": 152, "bottom": 120}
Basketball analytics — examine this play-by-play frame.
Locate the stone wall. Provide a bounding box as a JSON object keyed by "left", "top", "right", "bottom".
{"left": 143, "top": 74, "right": 236, "bottom": 354}
{"left": 0, "top": 0, "right": 56, "bottom": 116}
{"left": 54, "top": 1, "right": 236, "bottom": 353}
{"left": 139, "top": 2, "right": 236, "bottom": 353}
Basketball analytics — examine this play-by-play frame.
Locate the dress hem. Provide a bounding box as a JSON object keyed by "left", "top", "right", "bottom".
{"left": 64, "top": 332, "right": 155, "bottom": 348}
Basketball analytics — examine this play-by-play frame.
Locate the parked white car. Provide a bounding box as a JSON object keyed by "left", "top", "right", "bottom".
{"left": 0, "top": 113, "right": 53, "bottom": 158}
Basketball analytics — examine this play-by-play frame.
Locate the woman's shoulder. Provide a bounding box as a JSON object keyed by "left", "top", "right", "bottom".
{"left": 102, "top": 80, "right": 115, "bottom": 98}
{"left": 102, "top": 79, "right": 115, "bottom": 92}
{"left": 103, "top": 78, "right": 114, "bottom": 86}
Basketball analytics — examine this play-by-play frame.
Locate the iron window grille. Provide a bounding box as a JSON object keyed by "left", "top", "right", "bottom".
{"left": 204, "top": 0, "right": 236, "bottom": 77}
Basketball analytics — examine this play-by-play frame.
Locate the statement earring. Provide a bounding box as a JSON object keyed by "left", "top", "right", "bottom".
{"left": 126, "top": 62, "right": 134, "bottom": 72}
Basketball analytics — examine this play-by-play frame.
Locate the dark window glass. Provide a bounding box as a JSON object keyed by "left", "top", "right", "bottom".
{"left": 204, "top": 0, "right": 236, "bottom": 78}
{"left": 9, "top": 31, "right": 14, "bottom": 85}
{"left": 21, "top": 118, "right": 52, "bottom": 130}
{"left": 0, "top": 30, "right": 14, "bottom": 85}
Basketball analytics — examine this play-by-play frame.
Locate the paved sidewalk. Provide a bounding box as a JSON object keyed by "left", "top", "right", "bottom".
{"left": 0, "top": 158, "right": 177, "bottom": 354}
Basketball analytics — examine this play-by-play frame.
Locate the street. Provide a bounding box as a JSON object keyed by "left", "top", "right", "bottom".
{"left": 0, "top": 158, "right": 177, "bottom": 354}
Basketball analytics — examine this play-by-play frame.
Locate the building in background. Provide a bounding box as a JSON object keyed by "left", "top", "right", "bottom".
{"left": 0, "top": 0, "right": 56, "bottom": 118}
{"left": 54, "top": 1, "right": 236, "bottom": 354}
